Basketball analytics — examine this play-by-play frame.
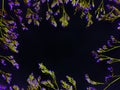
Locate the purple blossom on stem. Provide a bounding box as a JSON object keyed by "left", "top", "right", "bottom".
{"left": 105, "top": 75, "right": 112, "bottom": 82}
{"left": 96, "top": 58, "right": 103, "bottom": 63}
{"left": 7, "top": 77, "right": 12, "bottom": 84}
{"left": 0, "top": 84, "right": 7, "bottom": 90}
{"left": 84, "top": 8, "right": 89, "bottom": 14}
{"left": 10, "top": 60, "right": 19, "bottom": 69}
{"left": 10, "top": 32, "right": 19, "bottom": 40}
{"left": 58, "top": 0, "right": 63, "bottom": 4}
{"left": 33, "top": 1, "right": 40, "bottom": 12}
{"left": 87, "top": 86, "right": 96, "bottom": 90}
{"left": 10, "top": 21, "right": 16, "bottom": 26}
{"left": 117, "top": 26, "right": 120, "bottom": 30}
{"left": 18, "top": 16, "right": 23, "bottom": 22}
{"left": 26, "top": 0, "right": 31, "bottom": 7}
{"left": 14, "top": 1, "right": 20, "bottom": 6}
{"left": 2, "top": 73, "right": 12, "bottom": 84}
{"left": 107, "top": 40, "right": 112, "bottom": 47}
{"left": 3, "top": 45, "right": 9, "bottom": 50}
{"left": 107, "top": 67, "right": 113, "bottom": 72}
{"left": 110, "top": 35, "right": 117, "bottom": 43}
{"left": 1, "top": 59, "right": 6, "bottom": 66}
{"left": 107, "top": 58, "right": 113, "bottom": 64}
{"left": 21, "top": 23, "right": 28, "bottom": 30}
{"left": 15, "top": 9, "right": 22, "bottom": 14}
{"left": 118, "top": 22, "right": 120, "bottom": 26}
{"left": 2, "top": 74, "right": 6, "bottom": 80}
{"left": 8, "top": 1, "right": 14, "bottom": 10}
{"left": 91, "top": 51, "right": 99, "bottom": 59}
{"left": 14, "top": 63, "right": 19, "bottom": 69}
{"left": 9, "top": 86, "right": 13, "bottom": 90}
{"left": 9, "top": 56, "right": 14, "bottom": 60}
{"left": 65, "top": 0, "right": 70, "bottom": 4}
{"left": 5, "top": 38, "right": 11, "bottom": 43}
{"left": 97, "top": 48, "right": 103, "bottom": 53}
{"left": 26, "top": 13, "right": 32, "bottom": 19}
{"left": 41, "top": 0, "right": 46, "bottom": 4}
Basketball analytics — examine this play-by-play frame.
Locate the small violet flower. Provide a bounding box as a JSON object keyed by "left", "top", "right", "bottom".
{"left": 8, "top": 1, "right": 14, "bottom": 10}
{"left": 1, "top": 59, "right": 6, "bottom": 66}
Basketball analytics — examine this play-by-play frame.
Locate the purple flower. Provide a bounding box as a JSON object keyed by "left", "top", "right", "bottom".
{"left": 91, "top": 51, "right": 99, "bottom": 59}
{"left": 16, "top": 9, "right": 22, "bottom": 14}
{"left": 21, "top": 23, "right": 28, "bottom": 30}
{"left": 22, "top": 27, "right": 28, "bottom": 30}
{"left": 5, "top": 38, "right": 11, "bottom": 43}
{"left": 26, "top": 0, "right": 31, "bottom": 7}
{"left": 110, "top": 35, "right": 117, "bottom": 43}
{"left": 7, "top": 77, "right": 12, "bottom": 84}
{"left": 107, "top": 40, "right": 112, "bottom": 47}
{"left": 18, "top": 16, "right": 23, "bottom": 22}
{"left": 3, "top": 45, "right": 8, "bottom": 50}
{"left": 2, "top": 74, "right": 6, "bottom": 80}
{"left": 96, "top": 58, "right": 103, "bottom": 63}
{"left": 1, "top": 59, "right": 6, "bottom": 66}
{"left": 9, "top": 56, "right": 14, "bottom": 60}
{"left": 14, "top": 1, "right": 20, "bottom": 6}
{"left": 87, "top": 87, "right": 96, "bottom": 90}
{"left": 117, "top": 26, "right": 120, "bottom": 30}
{"left": 97, "top": 48, "right": 103, "bottom": 53}
{"left": 34, "top": 14, "right": 39, "bottom": 20}
{"left": 14, "top": 63, "right": 19, "bottom": 69}
{"left": 41, "top": 0, "right": 46, "bottom": 3}
{"left": 14, "top": 41, "right": 19, "bottom": 47}
{"left": 8, "top": 1, "right": 14, "bottom": 10}
{"left": 105, "top": 75, "right": 112, "bottom": 82}
{"left": 58, "top": 0, "right": 63, "bottom": 4}
{"left": 107, "top": 67, "right": 113, "bottom": 72}
{"left": 112, "top": 0, "right": 120, "bottom": 4}
{"left": 9, "top": 86, "right": 13, "bottom": 90}
{"left": 2, "top": 73, "right": 12, "bottom": 84}
{"left": 54, "top": 10, "right": 60, "bottom": 16}
{"left": 10, "top": 32, "right": 19, "bottom": 40}
{"left": 65, "top": 0, "right": 69, "bottom": 4}
{"left": 118, "top": 22, "right": 120, "bottom": 25}
{"left": 26, "top": 13, "right": 32, "bottom": 18}
{"left": 107, "top": 58, "right": 113, "bottom": 64}
{"left": 0, "top": 84, "right": 7, "bottom": 90}
{"left": 84, "top": 8, "right": 89, "bottom": 13}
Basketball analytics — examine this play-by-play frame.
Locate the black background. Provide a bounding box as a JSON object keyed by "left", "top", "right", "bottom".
{"left": 15, "top": 17, "right": 120, "bottom": 89}
{"left": 1, "top": 1, "right": 120, "bottom": 89}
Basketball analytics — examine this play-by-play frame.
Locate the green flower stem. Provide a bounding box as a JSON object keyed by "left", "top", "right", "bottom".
{"left": 51, "top": 76, "right": 59, "bottom": 90}
{"left": 0, "top": 55, "right": 14, "bottom": 65}
{"left": 0, "top": 0, "right": 4, "bottom": 36}
{"left": 74, "top": 85, "right": 77, "bottom": 90}
{"left": 110, "top": 58, "right": 120, "bottom": 64}
{"left": 1, "top": 0, "right": 4, "bottom": 20}
{"left": 99, "top": 54, "right": 120, "bottom": 64}
{"left": 99, "top": 54, "right": 111, "bottom": 58}
{"left": 104, "top": 76, "right": 120, "bottom": 90}
{"left": 95, "top": 0, "right": 104, "bottom": 14}
{"left": 99, "top": 46, "right": 120, "bottom": 53}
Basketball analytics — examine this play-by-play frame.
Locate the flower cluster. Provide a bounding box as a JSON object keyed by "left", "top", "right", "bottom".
{"left": 27, "top": 73, "right": 40, "bottom": 90}
{"left": 26, "top": 63, "right": 77, "bottom": 90}
{"left": 1, "top": 0, "right": 120, "bottom": 89}
{"left": 86, "top": 35, "right": 120, "bottom": 90}
{"left": 92, "top": 35, "right": 120, "bottom": 64}
{"left": 0, "top": 70, "right": 12, "bottom": 84}
{"left": 0, "top": 0, "right": 20, "bottom": 85}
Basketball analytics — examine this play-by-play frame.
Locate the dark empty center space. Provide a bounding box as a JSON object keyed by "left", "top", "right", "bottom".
{"left": 16, "top": 19, "right": 118, "bottom": 89}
